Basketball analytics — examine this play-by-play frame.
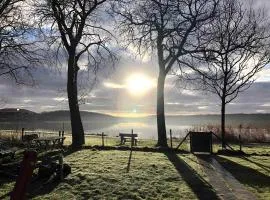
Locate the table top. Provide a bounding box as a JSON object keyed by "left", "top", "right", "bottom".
{"left": 119, "top": 133, "right": 138, "bottom": 137}
{"left": 33, "top": 136, "right": 65, "bottom": 142}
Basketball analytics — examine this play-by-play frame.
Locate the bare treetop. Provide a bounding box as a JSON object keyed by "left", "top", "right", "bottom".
{"left": 114, "top": 0, "right": 218, "bottom": 74}
{"left": 34, "top": 0, "right": 115, "bottom": 72}
{"left": 181, "top": 0, "right": 270, "bottom": 104}
{"left": 0, "top": 0, "right": 44, "bottom": 85}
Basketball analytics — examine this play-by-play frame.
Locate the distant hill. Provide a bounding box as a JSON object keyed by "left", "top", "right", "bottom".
{"left": 164, "top": 113, "right": 270, "bottom": 127}
{"left": 0, "top": 108, "right": 117, "bottom": 122}
{"left": 0, "top": 108, "right": 37, "bottom": 121}
{"left": 1, "top": 108, "right": 270, "bottom": 128}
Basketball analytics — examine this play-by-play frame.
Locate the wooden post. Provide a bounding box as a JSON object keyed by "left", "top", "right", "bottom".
{"left": 170, "top": 129, "right": 173, "bottom": 149}
{"left": 59, "top": 153, "right": 64, "bottom": 180}
{"left": 102, "top": 132, "right": 104, "bottom": 147}
{"left": 131, "top": 129, "right": 134, "bottom": 147}
{"left": 62, "top": 131, "right": 64, "bottom": 137}
{"left": 10, "top": 150, "right": 37, "bottom": 200}
{"left": 239, "top": 134, "right": 242, "bottom": 151}
{"left": 59, "top": 131, "right": 61, "bottom": 137}
{"left": 21, "top": 128, "right": 24, "bottom": 141}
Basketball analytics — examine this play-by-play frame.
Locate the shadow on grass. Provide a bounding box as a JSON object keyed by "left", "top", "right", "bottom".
{"left": 241, "top": 156, "right": 270, "bottom": 173}
{"left": 63, "top": 146, "right": 82, "bottom": 157}
{"left": 0, "top": 177, "right": 14, "bottom": 199}
{"left": 164, "top": 152, "right": 219, "bottom": 200}
{"left": 126, "top": 148, "right": 133, "bottom": 173}
{"left": 216, "top": 156, "right": 270, "bottom": 189}
{"left": 27, "top": 177, "right": 63, "bottom": 199}
{"left": 0, "top": 160, "right": 20, "bottom": 198}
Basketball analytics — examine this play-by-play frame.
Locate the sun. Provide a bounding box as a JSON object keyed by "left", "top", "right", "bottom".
{"left": 125, "top": 74, "right": 155, "bottom": 96}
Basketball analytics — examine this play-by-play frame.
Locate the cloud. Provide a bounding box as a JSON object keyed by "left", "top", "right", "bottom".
{"left": 198, "top": 106, "right": 208, "bottom": 110}
{"left": 53, "top": 97, "right": 67, "bottom": 101}
{"left": 103, "top": 82, "right": 125, "bottom": 89}
{"left": 261, "top": 103, "right": 270, "bottom": 107}
{"left": 23, "top": 99, "right": 32, "bottom": 103}
{"left": 256, "top": 66, "right": 270, "bottom": 82}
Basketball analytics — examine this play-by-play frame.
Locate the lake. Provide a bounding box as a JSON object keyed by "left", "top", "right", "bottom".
{"left": 0, "top": 114, "right": 269, "bottom": 139}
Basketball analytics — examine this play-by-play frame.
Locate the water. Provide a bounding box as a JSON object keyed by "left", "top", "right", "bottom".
{"left": 1, "top": 114, "right": 269, "bottom": 139}
{"left": 87, "top": 122, "right": 191, "bottom": 139}
{"left": 0, "top": 120, "right": 191, "bottom": 139}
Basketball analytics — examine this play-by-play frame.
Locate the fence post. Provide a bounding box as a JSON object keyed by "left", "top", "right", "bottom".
{"left": 170, "top": 129, "right": 173, "bottom": 149}
{"left": 59, "top": 131, "right": 61, "bottom": 137}
{"left": 21, "top": 128, "right": 24, "bottom": 141}
{"left": 131, "top": 129, "right": 134, "bottom": 147}
{"left": 62, "top": 130, "right": 65, "bottom": 137}
{"left": 59, "top": 153, "right": 64, "bottom": 181}
{"left": 239, "top": 134, "right": 242, "bottom": 151}
{"left": 102, "top": 132, "right": 104, "bottom": 147}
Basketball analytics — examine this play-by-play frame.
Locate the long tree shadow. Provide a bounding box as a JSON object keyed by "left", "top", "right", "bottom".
{"left": 216, "top": 156, "right": 270, "bottom": 189}
{"left": 240, "top": 156, "right": 270, "bottom": 173}
{"left": 27, "top": 178, "right": 63, "bottom": 198}
{"left": 164, "top": 152, "right": 220, "bottom": 200}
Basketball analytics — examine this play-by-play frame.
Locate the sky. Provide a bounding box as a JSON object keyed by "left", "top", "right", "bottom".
{"left": 1, "top": 0, "right": 270, "bottom": 117}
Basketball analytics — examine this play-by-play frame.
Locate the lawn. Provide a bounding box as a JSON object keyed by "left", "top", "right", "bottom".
{"left": 1, "top": 148, "right": 269, "bottom": 200}
{"left": 0, "top": 132, "right": 269, "bottom": 200}
{"left": 30, "top": 150, "right": 204, "bottom": 200}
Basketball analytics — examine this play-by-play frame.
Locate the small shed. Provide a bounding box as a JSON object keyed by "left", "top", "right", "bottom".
{"left": 190, "top": 132, "right": 213, "bottom": 154}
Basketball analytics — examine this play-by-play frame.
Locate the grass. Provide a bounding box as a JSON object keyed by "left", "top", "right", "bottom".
{"left": 0, "top": 130, "right": 269, "bottom": 199}
{"left": 63, "top": 135, "right": 191, "bottom": 151}
{"left": 30, "top": 150, "right": 200, "bottom": 200}
{"left": 0, "top": 149, "right": 269, "bottom": 199}
{"left": 215, "top": 155, "right": 270, "bottom": 200}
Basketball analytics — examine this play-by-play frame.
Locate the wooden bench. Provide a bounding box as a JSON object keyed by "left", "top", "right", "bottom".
{"left": 33, "top": 136, "right": 66, "bottom": 150}
{"left": 119, "top": 133, "right": 138, "bottom": 146}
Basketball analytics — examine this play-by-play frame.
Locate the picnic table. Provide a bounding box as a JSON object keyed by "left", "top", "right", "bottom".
{"left": 33, "top": 136, "right": 65, "bottom": 150}
{"left": 119, "top": 133, "right": 138, "bottom": 146}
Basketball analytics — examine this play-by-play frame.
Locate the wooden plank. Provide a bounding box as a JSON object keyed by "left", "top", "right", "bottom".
{"left": 119, "top": 133, "right": 138, "bottom": 137}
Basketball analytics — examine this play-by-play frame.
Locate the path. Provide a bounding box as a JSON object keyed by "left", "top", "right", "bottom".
{"left": 197, "top": 155, "right": 258, "bottom": 200}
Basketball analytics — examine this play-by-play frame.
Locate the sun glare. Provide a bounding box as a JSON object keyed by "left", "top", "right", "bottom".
{"left": 126, "top": 74, "right": 155, "bottom": 96}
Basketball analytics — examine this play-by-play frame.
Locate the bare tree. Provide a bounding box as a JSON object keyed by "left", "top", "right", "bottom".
{"left": 0, "top": 0, "right": 42, "bottom": 85}
{"left": 113, "top": 0, "right": 218, "bottom": 147}
{"left": 34, "top": 0, "right": 116, "bottom": 148}
{"left": 176, "top": 0, "right": 270, "bottom": 149}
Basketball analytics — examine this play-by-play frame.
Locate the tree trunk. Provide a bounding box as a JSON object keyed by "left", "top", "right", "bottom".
{"left": 221, "top": 96, "right": 226, "bottom": 149}
{"left": 156, "top": 72, "right": 168, "bottom": 147}
{"left": 67, "top": 52, "right": 85, "bottom": 148}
